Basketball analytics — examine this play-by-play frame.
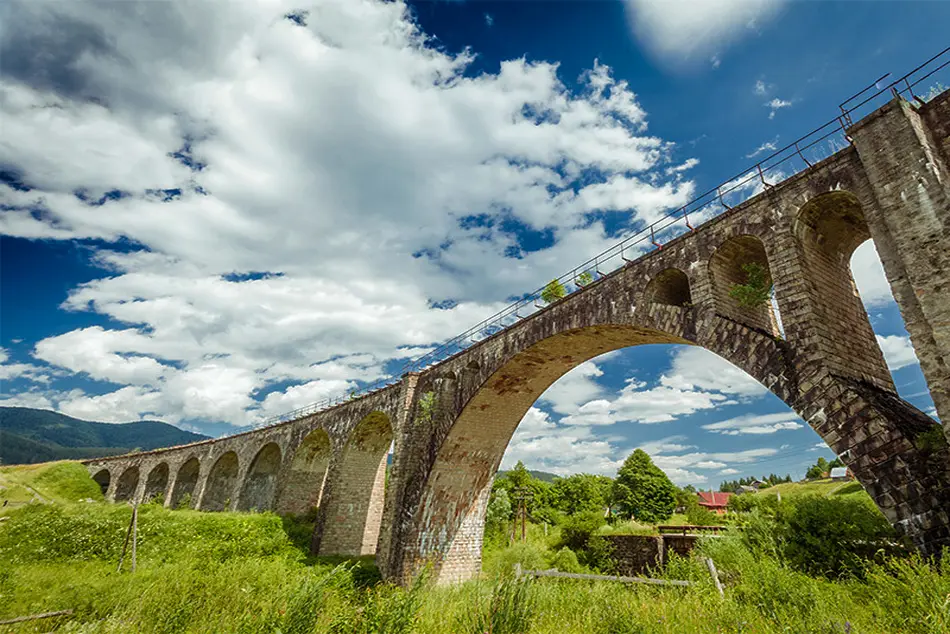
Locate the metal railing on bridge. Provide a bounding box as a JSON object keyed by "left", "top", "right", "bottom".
{"left": 254, "top": 46, "right": 950, "bottom": 431}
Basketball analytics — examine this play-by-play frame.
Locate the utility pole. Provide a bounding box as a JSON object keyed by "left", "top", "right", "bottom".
{"left": 512, "top": 486, "right": 533, "bottom": 542}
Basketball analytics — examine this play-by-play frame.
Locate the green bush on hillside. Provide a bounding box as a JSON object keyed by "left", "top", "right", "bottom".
{"left": 777, "top": 495, "right": 899, "bottom": 579}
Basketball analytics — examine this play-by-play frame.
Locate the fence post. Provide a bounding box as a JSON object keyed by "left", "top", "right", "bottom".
{"left": 705, "top": 557, "right": 724, "bottom": 597}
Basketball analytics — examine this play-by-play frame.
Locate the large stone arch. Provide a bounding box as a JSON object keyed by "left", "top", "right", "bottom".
{"left": 170, "top": 457, "right": 200, "bottom": 509}
{"left": 395, "top": 318, "right": 799, "bottom": 584}
{"left": 143, "top": 463, "right": 169, "bottom": 503}
{"left": 317, "top": 412, "right": 393, "bottom": 556}
{"left": 200, "top": 451, "right": 240, "bottom": 512}
{"left": 92, "top": 469, "right": 111, "bottom": 497}
{"left": 276, "top": 428, "right": 332, "bottom": 515}
{"left": 237, "top": 443, "right": 282, "bottom": 512}
{"left": 114, "top": 466, "right": 139, "bottom": 502}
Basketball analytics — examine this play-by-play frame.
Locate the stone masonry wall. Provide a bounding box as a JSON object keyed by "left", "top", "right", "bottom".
{"left": 601, "top": 534, "right": 702, "bottom": 577}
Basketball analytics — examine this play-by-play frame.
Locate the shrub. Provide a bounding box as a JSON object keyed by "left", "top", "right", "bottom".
{"left": 557, "top": 510, "right": 605, "bottom": 552}
{"left": 580, "top": 535, "right": 615, "bottom": 573}
{"left": 548, "top": 546, "right": 582, "bottom": 573}
{"left": 777, "top": 495, "right": 898, "bottom": 579}
{"left": 685, "top": 502, "right": 719, "bottom": 527}
{"left": 483, "top": 542, "right": 547, "bottom": 578}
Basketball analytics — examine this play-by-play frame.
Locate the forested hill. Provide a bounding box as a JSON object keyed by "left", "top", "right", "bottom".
{"left": 497, "top": 468, "right": 559, "bottom": 483}
{"left": 0, "top": 407, "right": 210, "bottom": 465}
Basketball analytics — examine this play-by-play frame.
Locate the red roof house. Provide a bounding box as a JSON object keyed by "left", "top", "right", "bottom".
{"left": 697, "top": 491, "right": 733, "bottom": 515}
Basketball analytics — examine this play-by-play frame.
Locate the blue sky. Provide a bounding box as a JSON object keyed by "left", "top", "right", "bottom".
{"left": 0, "top": 0, "right": 946, "bottom": 486}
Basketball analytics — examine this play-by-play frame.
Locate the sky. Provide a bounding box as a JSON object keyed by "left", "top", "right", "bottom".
{"left": 0, "top": 0, "right": 947, "bottom": 487}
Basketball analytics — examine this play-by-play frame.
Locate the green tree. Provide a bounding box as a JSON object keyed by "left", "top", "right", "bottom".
{"left": 551, "top": 473, "right": 612, "bottom": 515}
{"left": 576, "top": 270, "right": 594, "bottom": 287}
{"left": 485, "top": 487, "right": 513, "bottom": 538}
{"left": 611, "top": 449, "right": 676, "bottom": 523}
{"left": 728, "top": 262, "right": 773, "bottom": 309}
{"left": 540, "top": 279, "right": 567, "bottom": 304}
{"left": 805, "top": 456, "right": 830, "bottom": 480}
{"left": 674, "top": 484, "right": 697, "bottom": 509}
{"left": 495, "top": 462, "right": 555, "bottom": 520}
{"left": 507, "top": 461, "right": 532, "bottom": 488}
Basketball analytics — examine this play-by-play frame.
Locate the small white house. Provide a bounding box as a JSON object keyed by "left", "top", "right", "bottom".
{"left": 829, "top": 467, "right": 849, "bottom": 480}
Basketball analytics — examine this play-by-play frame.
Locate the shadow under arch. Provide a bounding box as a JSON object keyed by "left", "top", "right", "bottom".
{"left": 143, "top": 462, "right": 169, "bottom": 502}
{"left": 92, "top": 469, "right": 111, "bottom": 496}
{"left": 238, "top": 443, "right": 282, "bottom": 512}
{"left": 201, "top": 451, "right": 240, "bottom": 512}
{"left": 276, "top": 428, "right": 332, "bottom": 515}
{"left": 114, "top": 466, "right": 139, "bottom": 502}
{"left": 645, "top": 267, "right": 692, "bottom": 307}
{"left": 796, "top": 190, "right": 893, "bottom": 390}
{"left": 318, "top": 411, "right": 393, "bottom": 556}
{"left": 170, "top": 457, "right": 200, "bottom": 509}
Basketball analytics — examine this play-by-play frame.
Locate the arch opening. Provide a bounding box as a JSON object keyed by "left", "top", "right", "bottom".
{"left": 645, "top": 268, "right": 692, "bottom": 307}
{"left": 318, "top": 412, "right": 393, "bottom": 556}
{"left": 114, "top": 466, "right": 139, "bottom": 502}
{"left": 797, "top": 191, "right": 896, "bottom": 391}
{"left": 238, "top": 443, "right": 282, "bottom": 512}
{"left": 92, "top": 469, "right": 111, "bottom": 496}
{"left": 170, "top": 457, "right": 200, "bottom": 509}
{"left": 709, "top": 234, "right": 780, "bottom": 336}
{"left": 201, "top": 451, "right": 239, "bottom": 512}
{"left": 143, "top": 463, "right": 169, "bottom": 503}
{"left": 276, "top": 429, "right": 331, "bottom": 515}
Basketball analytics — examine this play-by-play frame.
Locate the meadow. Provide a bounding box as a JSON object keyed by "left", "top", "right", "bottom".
{"left": 1, "top": 463, "right": 948, "bottom": 633}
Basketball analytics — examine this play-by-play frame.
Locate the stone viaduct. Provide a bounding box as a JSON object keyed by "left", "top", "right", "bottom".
{"left": 83, "top": 90, "right": 950, "bottom": 585}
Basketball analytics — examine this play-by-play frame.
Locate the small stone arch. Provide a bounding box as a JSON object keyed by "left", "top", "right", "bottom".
{"left": 709, "top": 234, "right": 779, "bottom": 335}
{"left": 92, "top": 469, "right": 111, "bottom": 497}
{"left": 795, "top": 190, "right": 891, "bottom": 388}
{"left": 170, "top": 457, "right": 200, "bottom": 509}
{"left": 238, "top": 443, "right": 282, "bottom": 512}
{"left": 276, "top": 429, "right": 331, "bottom": 515}
{"left": 201, "top": 451, "right": 240, "bottom": 512}
{"left": 318, "top": 411, "right": 393, "bottom": 556}
{"left": 795, "top": 190, "right": 871, "bottom": 261}
{"left": 143, "top": 463, "right": 169, "bottom": 503}
{"left": 114, "top": 466, "right": 139, "bottom": 502}
{"left": 645, "top": 268, "right": 692, "bottom": 307}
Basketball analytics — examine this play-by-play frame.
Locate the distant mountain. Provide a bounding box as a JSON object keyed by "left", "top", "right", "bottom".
{"left": 0, "top": 407, "right": 210, "bottom": 465}
{"left": 497, "top": 468, "right": 560, "bottom": 483}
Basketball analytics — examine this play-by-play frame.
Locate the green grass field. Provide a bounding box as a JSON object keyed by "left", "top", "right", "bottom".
{"left": 0, "top": 461, "right": 103, "bottom": 509}
{"left": 756, "top": 478, "right": 869, "bottom": 500}
{"left": 0, "top": 463, "right": 947, "bottom": 633}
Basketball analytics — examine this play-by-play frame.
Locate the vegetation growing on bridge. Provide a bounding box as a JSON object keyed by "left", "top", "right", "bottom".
{"left": 728, "top": 262, "right": 774, "bottom": 309}
{"left": 540, "top": 278, "right": 567, "bottom": 304}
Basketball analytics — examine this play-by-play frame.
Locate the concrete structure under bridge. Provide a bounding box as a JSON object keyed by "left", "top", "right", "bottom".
{"left": 84, "top": 86, "right": 950, "bottom": 585}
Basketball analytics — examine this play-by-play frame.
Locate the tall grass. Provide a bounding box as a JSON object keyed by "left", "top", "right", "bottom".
{"left": 1, "top": 498, "right": 948, "bottom": 632}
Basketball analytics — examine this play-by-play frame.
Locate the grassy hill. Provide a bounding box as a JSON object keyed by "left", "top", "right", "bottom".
{"left": 755, "top": 477, "right": 870, "bottom": 501}
{"left": 0, "top": 461, "right": 104, "bottom": 507}
{"left": 0, "top": 406, "right": 210, "bottom": 465}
